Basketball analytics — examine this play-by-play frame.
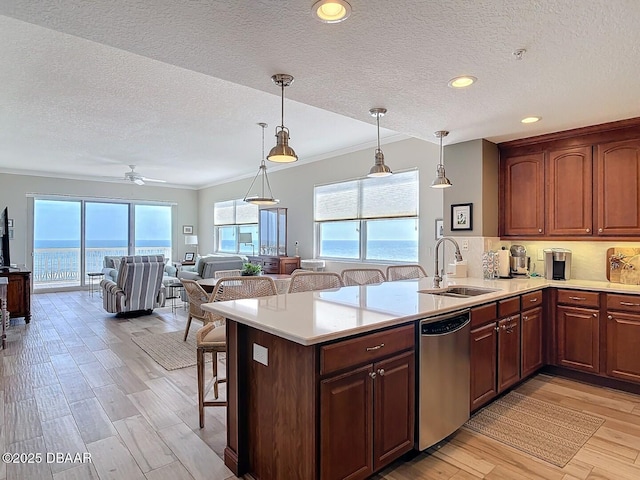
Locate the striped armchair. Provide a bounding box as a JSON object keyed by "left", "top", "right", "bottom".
{"left": 101, "top": 255, "right": 166, "bottom": 314}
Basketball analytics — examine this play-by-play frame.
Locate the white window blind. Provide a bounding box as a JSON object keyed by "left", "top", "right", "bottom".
{"left": 214, "top": 199, "right": 258, "bottom": 225}
{"left": 314, "top": 170, "right": 418, "bottom": 221}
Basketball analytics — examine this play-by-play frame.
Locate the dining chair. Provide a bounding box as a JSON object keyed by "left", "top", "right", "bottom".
{"left": 341, "top": 268, "right": 387, "bottom": 286}
{"left": 386, "top": 264, "right": 428, "bottom": 281}
{"left": 197, "top": 276, "right": 277, "bottom": 428}
{"left": 287, "top": 271, "right": 343, "bottom": 293}
{"left": 213, "top": 269, "right": 242, "bottom": 279}
{"left": 180, "top": 279, "right": 214, "bottom": 341}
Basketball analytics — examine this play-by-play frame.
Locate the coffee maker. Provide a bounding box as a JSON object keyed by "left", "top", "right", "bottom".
{"left": 509, "top": 245, "right": 530, "bottom": 276}
{"left": 544, "top": 248, "right": 572, "bottom": 280}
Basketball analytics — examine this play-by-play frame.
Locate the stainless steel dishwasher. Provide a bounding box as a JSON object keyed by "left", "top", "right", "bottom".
{"left": 417, "top": 309, "right": 470, "bottom": 450}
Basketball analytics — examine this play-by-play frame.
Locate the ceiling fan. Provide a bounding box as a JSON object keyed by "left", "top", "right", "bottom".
{"left": 123, "top": 165, "right": 166, "bottom": 185}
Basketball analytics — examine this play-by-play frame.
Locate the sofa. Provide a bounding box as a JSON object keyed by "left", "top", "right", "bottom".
{"left": 103, "top": 255, "right": 177, "bottom": 286}
{"left": 177, "top": 254, "right": 246, "bottom": 282}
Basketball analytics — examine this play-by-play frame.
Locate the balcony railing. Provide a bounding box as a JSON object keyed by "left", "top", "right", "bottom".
{"left": 33, "top": 247, "right": 172, "bottom": 289}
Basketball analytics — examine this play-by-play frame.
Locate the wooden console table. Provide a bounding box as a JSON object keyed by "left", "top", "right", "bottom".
{"left": 0, "top": 277, "right": 7, "bottom": 349}
{"left": 247, "top": 256, "right": 300, "bottom": 275}
{"left": 0, "top": 270, "right": 31, "bottom": 323}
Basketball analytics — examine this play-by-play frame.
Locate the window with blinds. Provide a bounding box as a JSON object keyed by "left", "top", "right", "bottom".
{"left": 213, "top": 199, "right": 258, "bottom": 254}
{"left": 314, "top": 170, "right": 419, "bottom": 262}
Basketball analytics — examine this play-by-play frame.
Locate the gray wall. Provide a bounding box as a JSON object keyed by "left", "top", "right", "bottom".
{"left": 0, "top": 173, "right": 198, "bottom": 269}
{"left": 443, "top": 139, "right": 499, "bottom": 237}
{"left": 199, "top": 137, "right": 444, "bottom": 272}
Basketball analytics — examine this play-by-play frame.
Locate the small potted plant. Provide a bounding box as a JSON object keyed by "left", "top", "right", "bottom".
{"left": 241, "top": 262, "right": 262, "bottom": 276}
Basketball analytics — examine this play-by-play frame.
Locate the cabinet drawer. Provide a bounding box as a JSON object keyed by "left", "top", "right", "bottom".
{"left": 557, "top": 289, "right": 600, "bottom": 308}
{"left": 607, "top": 293, "right": 640, "bottom": 313}
{"left": 320, "top": 324, "right": 414, "bottom": 376}
{"left": 471, "top": 302, "right": 497, "bottom": 328}
{"left": 521, "top": 290, "right": 543, "bottom": 310}
{"left": 498, "top": 296, "right": 520, "bottom": 317}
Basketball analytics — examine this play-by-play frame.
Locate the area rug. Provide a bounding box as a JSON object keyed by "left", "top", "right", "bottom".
{"left": 463, "top": 391, "right": 604, "bottom": 467}
{"left": 131, "top": 330, "right": 212, "bottom": 371}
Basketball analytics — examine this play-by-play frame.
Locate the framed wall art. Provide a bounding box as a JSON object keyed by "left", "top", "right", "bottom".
{"left": 435, "top": 218, "right": 444, "bottom": 239}
{"left": 182, "top": 225, "right": 193, "bottom": 234}
{"left": 451, "top": 203, "right": 473, "bottom": 231}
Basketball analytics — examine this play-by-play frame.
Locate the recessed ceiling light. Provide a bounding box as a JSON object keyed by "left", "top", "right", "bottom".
{"left": 521, "top": 116, "right": 541, "bottom": 124}
{"left": 312, "top": 0, "right": 352, "bottom": 23}
{"left": 448, "top": 76, "right": 477, "bottom": 88}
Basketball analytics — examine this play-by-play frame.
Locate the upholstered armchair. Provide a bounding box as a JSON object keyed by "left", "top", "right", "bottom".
{"left": 101, "top": 255, "right": 166, "bottom": 314}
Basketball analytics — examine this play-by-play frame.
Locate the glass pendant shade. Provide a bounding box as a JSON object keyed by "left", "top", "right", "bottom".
{"left": 430, "top": 130, "right": 452, "bottom": 188}
{"left": 267, "top": 74, "right": 298, "bottom": 163}
{"left": 244, "top": 123, "right": 279, "bottom": 205}
{"left": 367, "top": 108, "right": 392, "bottom": 178}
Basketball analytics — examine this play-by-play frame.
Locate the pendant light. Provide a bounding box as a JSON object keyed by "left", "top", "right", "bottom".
{"left": 367, "top": 107, "right": 392, "bottom": 177}
{"left": 267, "top": 74, "right": 298, "bottom": 163}
{"left": 244, "top": 123, "right": 279, "bottom": 205}
{"left": 430, "top": 130, "right": 452, "bottom": 188}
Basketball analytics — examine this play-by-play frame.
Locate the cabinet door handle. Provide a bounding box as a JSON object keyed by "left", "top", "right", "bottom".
{"left": 593, "top": 313, "right": 597, "bottom": 317}
{"left": 538, "top": 229, "right": 543, "bottom": 233}
{"left": 569, "top": 296, "right": 586, "bottom": 301}
{"left": 619, "top": 302, "right": 640, "bottom": 307}
{"left": 495, "top": 326, "right": 500, "bottom": 332}
{"left": 529, "top": 298, "right": 538, "bottom": 302}
{"left": 523, "top": 315, "right": 528, "bottom": 320}
{"left": 608, "top": 315, "right": 613, "bottom": 320}
{"left": 366, "top": 343, "right": 385, "bottom": 352}
{"left": 598, "top": 228, "right": 603, "bottom": 233}
{"left": 377, "top": 368, "right": 385, "bottom": 376}
{"left": 586, "top": 228, "right": 590, "bottom": 233}
{"left": 369, "top": 371, "right": 376, "bottom": 379}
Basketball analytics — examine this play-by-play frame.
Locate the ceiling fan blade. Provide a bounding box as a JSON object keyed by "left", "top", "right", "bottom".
{"left": 141, "top": 177, "right": 167, "bottom": 183}
{"left": 133, "top": 178, "right": 145, "bottom": 185}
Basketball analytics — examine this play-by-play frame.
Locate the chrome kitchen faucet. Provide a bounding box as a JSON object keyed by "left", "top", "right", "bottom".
{"left": 433, "top": 237, "right": 464, "bottom": 288}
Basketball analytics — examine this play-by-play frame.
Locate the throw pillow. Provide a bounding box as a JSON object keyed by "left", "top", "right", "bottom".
{"left": 112, "top": 258, "right": 121, "bottom": 271}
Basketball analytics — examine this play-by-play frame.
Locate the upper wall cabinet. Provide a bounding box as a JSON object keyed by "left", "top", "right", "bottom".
{"left": 499, "top": 118, "right": 640, "bottom": 239}
{"left": 501, "top": 153, "right": 545, "bottom": 236}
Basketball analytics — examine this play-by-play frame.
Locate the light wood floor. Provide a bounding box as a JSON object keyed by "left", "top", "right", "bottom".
{"left": 1, "top": 291, "right": 639, "bottom": 480}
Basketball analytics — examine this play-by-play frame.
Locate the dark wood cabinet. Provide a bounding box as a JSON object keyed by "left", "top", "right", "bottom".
{"left": 320, "top": 365, "right": 373, "bottom": 480}
{"left": 547, "top": 146, "right": 593, "bottom": 236}
{"left": 556, "top": 305, "right": 600, "bottom": 373}
{"left": 605, "top": 293, "right": 640, "bottom": 384}
{"left": 501, "top": 153, "right": 545, "bottom": 236}
{"left": 372, "top": 351, "right": 415, "bottom": 472}
{"left": 319, "top": 325, "right": 414, "bottom": 480}
{"left": 0, "top": 270, "right": 31, "bottom": 323}
{"left": 470, "top": 321, "right": 498, "bottom": 411}
{"left": 499, "top": 118, "right": 640, "bottom": 239}
{"left": 596, "top": 139, "right": 640, "bottom": 236}
{"left": 497, "top": 314, "right": 521, "bottom": 392}
{"left": 247, "top": 255, "right": 300, "bottom": 274}
{"left": 521, "top": 306, "right": 543, "bottom": 378}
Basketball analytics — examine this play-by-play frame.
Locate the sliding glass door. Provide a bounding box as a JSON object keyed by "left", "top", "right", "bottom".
{"left": 34, "top": 199, "right": 82, "bottom": 288}
{"left": 34, "top": 198, "right": 172, "bottom": 291}
{"left": 85, "top": 202, "right": 129, "bottom": 277}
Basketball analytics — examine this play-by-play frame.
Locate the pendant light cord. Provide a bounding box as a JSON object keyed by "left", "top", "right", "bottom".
{"left": 280, "top": 82, "right": 285, "bottom": 128}
{"left": 376, "top": 112, "right": 381, "bottom": 152}
{"left": 439, "top": 133, "right": 443, "bottom": 166}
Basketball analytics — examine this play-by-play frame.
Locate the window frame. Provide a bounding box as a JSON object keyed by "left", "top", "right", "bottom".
{"left": 313, "top": 170, "right": 419, "bottom": 263}
{"left": 214, "top": 199, "right": 258, "bottom": 255}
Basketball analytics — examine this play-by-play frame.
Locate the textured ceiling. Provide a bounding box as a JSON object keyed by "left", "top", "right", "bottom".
{"left": 1, "top": 1, "right": 639, "bottom": 188}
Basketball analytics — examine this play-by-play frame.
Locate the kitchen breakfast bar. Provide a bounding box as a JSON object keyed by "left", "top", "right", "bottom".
{"left": 202, "top": 276, "right": 640, "bottom": 480}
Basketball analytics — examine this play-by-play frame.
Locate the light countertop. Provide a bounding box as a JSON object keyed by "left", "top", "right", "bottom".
{"left": 201, "top": 276, "right": 640, "bottom": 346}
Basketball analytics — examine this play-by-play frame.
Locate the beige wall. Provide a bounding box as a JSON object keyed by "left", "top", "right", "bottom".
{"left": 0, "top": 173, "right": 198, "bottom": 269}
{"left": 199, "top": 137, "right": 444, "bottom": 273}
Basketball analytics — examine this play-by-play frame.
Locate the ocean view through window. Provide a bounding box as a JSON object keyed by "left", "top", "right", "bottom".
{"left": 214, "top": 199, "right": 258, "bottom": 254}
{"left": 34, "top": 198, "right": 172, "bottom": 290}
{"left": 314, "top": 170, "right": 419, "bottom": 262}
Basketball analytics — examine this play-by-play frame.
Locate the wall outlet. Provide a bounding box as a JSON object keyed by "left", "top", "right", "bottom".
{"left": 461, "top": 239, "right": 469, "bottom": 251}
{"left": 537, "top": 248, "right": 544, "bottom": 261}
{"left": 253, "top": 343, "right": 268, "bottom": 366}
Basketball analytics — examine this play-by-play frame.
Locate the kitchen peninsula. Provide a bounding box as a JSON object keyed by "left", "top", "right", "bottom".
{"left": 203, "top": 276, "right": 640, "bottom": 480}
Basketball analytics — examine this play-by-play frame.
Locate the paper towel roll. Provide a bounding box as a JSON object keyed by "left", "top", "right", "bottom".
{"left": 498, "top": 249, "right": 510, "bottom": 277}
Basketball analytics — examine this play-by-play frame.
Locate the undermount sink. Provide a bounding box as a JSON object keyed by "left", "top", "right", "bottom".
{"left": 418, "top": 286, "right": 500, "bottom": 298}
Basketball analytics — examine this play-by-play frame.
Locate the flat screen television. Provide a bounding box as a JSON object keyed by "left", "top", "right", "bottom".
{"left": 0, "top": 207, "right": 10, "bottom": 268}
